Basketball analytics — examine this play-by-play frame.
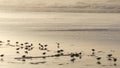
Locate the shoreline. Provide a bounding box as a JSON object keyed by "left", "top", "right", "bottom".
{"left": 0, "top": 8, "right": 120, "bottom": 13}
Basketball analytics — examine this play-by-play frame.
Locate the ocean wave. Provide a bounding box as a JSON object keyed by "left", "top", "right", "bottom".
{"left": 33, "top": 28, "right": 120, "bottom": 32}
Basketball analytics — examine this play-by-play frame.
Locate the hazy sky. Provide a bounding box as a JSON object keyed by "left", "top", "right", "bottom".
{"left": 0, "top": 0, "right": 119, "bottom": 8}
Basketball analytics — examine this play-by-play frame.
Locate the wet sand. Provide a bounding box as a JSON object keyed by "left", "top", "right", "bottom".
{"left": 0, "top": 12, "right": 120, "bottom": 68}
{"left": 0, "top": 40, "right": 119, "bottom": 68}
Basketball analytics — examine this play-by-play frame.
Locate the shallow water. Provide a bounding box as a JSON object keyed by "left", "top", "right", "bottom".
{"left": 0, "top": 12, "right": 120, "bottom": 68}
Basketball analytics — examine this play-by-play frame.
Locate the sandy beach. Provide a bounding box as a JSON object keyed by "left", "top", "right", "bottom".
{"left": 0, "top": 12, "right": 120, "bottom": 68}
{"left": 0, "top": 39, "right": 119, "bottom": 68}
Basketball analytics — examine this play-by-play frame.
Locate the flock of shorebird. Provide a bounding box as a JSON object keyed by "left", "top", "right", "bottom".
{"left": 0, "top": 40, "right": 119, "bottom": 66}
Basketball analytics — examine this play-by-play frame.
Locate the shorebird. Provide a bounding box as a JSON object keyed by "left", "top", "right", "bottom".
{"left": 38, "top": 43, "right": 41, "bottom": 46}
{"left": 70, "top": 53, "right": 75, "bottom": 58}
{"left": 20, "top": 43, "right": 24, "bottom": 46}
{"left": 107, "top": 54, "right": 113, "bottom": 61}
{"left": 25, "top": 51, "right": 28, "bottom": 54}
{"left": 74, "top": 53, "right": 79, "bottom": 57}
{"left": 54, "top": 54, "right": 61, "bottom": 57}
{"left": 56, "top": 42, "right": 60, "bottom": 48}
{"left": 30, "top": 43, "right": 33, "bottom": 46}
{"left": 70, "top": 58, "right": 75, "bottom": 63}
{"left": 96, "top": 57, "right": 102, "bottom": 61}
{"left": 22, "top": 55, "right": 26, "bottom": 58}
{"left": 113, "top": 58, "right": 117, "bottom": 62}
{"left": 24, "top": 42, "right": 29, "bottom": 45}
{"left": 7, "top": 40, "right": 10, "bottom": 42}
{"left": 0, "top": 41, "right": 4, "bottom": 44}
{"left": 97, "top": 61, "right": 101, "bottom": 65}
{"left": 44, "top": 44, "right": 48, "bottom": 47}
{"left": 16, "top": 51, "right": 20, "bottom": 54}
{"left": 44, "top": 48, "right": 47, "bottom": 50}
{"left": 6, "top": 40, "right": 10, "bottom": 46}
{"left": 0, "top": 54, "right": 4, "bottom": 57}
{"left": 91, "top": 49, "right": 95, "bottom": 56}
{"left": 92, "top": 49, "right": 95, "bottom": 52}
{"left": 113, "top": 57, "right": 117, "bottom": 66}
{"left": 79, "top": 52, "right": 82, "bottom": 55}
{"left": 0, "top": 41, "right": 3, "bottom": 43}
{"left": 21, "top": 46, "right": 24, "bottom": 49}
{"left": 60, "top": 49, "right": 64, "bottom": 52}
{"left": 16, "top": 48, "right": 20, "bottom": 50}
{"left": 60, "top": 53, "right": 64, "bottom": 55}
{"left": 25, "top": 47, "right": 28, "bottom": 50}
{"left": 42, "top": 52, "right": 46, "bottom": 55}
{"left": 22, "top": 59, "right": 26, "bottom": 62}
{"left": 16, "top": 42, "right": 19, "bottom": 44}
{"left": 107, "top": 54, "right": 112, "bottom": 57}
{"left": 40, "top": 45, "right": 43, "bottom": 48}
{"left": 57, "top": 50, "right": 61, "bottom": 53}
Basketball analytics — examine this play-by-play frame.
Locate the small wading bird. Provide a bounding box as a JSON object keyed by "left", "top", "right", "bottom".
{"left": 113, "top": 57, "right": 117, "bottom": 66}
{"left": 70, "top": 58, "right": 76, "bottom": 63}
{"left": 0, "top": 54, "right": 4, "bottom": 57}
{"left": 107, "top": 54, "right": 113, "bottom": 61}
{"left": 56, "top": 42, "right": 60, "bottom": 48}
{"left": 91, "top": 49, "right": 95, "bottom": 56}
{"left": 96, "top": 57, "right": 102, "bottom": 65}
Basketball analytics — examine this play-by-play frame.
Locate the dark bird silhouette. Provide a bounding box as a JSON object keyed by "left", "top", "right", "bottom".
{"left": 44, "top": 44, "right": 48, "bottom": 47}
{"left": 0, "top": 41, "right": 4, "bottom": 44}
{"left": 57, "top": 50, "right": 61, "bottom": 53}
{"left": 16, "top": 51, "right": 20, "bottom": 54}
{"left": 79, "top": 56, "right": 82, "bottom": 59}
{"left": 74, "top": 53, "right": 79, "bottom": 57}
{"left": 70, "top": 58, "right": 75, "bottom": 63}
{"left": 60, "top": 53, "right": 64, "bottom": 55}
{"left": 107, "top": 54, "right": 112, "bottom": 57}
{"left": 30, "top": 47, "right": 34, "bottom": 50}
{"left": 6, "top": 40, "right": 10, "bottom": 46}
{"left": 31, "top": 43, "right": 33, "bottom": 46}
{"left": 16, "top": 48, "right": 20, "bottom": 50}
{"left": 60, "top": 49, "right": 64, "bottom": 52}
{"left": 0, "top": 41, "right": 3, "bottom": 43}
{"left": 38, "top": 43, "right": 41, "bottom": 45}
{"left": 21, "top": 47, "right": 24, "bottom": 49}
{"left": 96, "top": 57, "right": 101, "bottom": 61}
{"left": 70, "top": 53, "right": 75, "bottom": 58}
{"left": 97, "top": 61, "right": 101, "bottom": 65}
{"left": 40, "top": 45, "right": 43, "bottom": 48}
{"left": 42, "top": 52, "right": 46, "bottom": 55}
{"left": 22, "top": 55, "right": 26, "bottom": 58}
{"left": 20, "top": 44, "right": 24, "bottom": 46}
{"left": 91, "top": 49, "right": 95, "bottom": 56}
{"left": 7, "top": 40, "right": 10, "bottom": 42}
{"left": 0, "top": 58, "right": 4, "bottom": 61}
{"left": 16, "top": 42, "right": 19, "bottom": 44}
{"left": 113, "top": 57, "right": 117, "bottom": 66}
{"left": 114, "top": 63, "right": 117, "bottom": 66}
{"left": 25, "top": 51, "right": 28, "bottom": 54}
{"left": 108, "top": 58, "right": 112, "bottom": 61}
{"left": 56, "top": 42, "right": 60, "bottom": 48}
{"left": 79, "top": 52, "right": 82, "bottom": 55}
{"left": 22, "top": 59, "right": 26, "bottom": 62}
{"left": 54, "top": 54, "right": 61, "bottom": 57}
{"left": 25, "top": 42, "right": 29, "bottom": 44}
{"left": 44, "top": 48, "right": 47, "bottom": 50}
{"left": 0, "top": 54, "right": 4, "bottom": 57}
{"left": 25, "top": 47, "right": 28, "bottom": 50}
{"left": 92, "top": 49, "right": 95, "bottom": 52}
{"left": 107, "top": 54, "right": 113, "bottom": 61}
{"left": 113, "top": 58, "right": 117, "bottom": 62}
{"left": 42, "top": 56, "right": 46, "bottom": 59}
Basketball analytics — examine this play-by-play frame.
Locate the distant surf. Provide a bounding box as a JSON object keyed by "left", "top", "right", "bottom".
{"left": 32, "top": 28, "right": 120, "bottom": 32}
